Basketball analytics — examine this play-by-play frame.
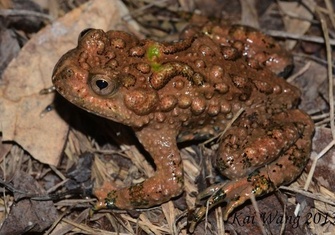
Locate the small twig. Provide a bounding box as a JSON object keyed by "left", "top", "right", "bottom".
{"left": 44, "top": 205, "right": 76, "bottom": 235}
{"left": 304, "top": 139, "right": 335, "bottom": 192}
{"left": 201, "top": 108, "right": 245, "bottom": 146}
{"left": 0, "top": 176, "right": 91, "bottom": 202}
{"left": 0, "top": 178, "right": 25, "bottom": 194}
{"left": 215, "top": 207, "right": 224, "bottom": 235}
{"left": 17, "top": 187, "right": 89, "bottom": 201}
{"left": 294, "top": 53, "right": 335, "bottom": 69}
{"left": 250, "top": 194, "right": 268, "bottom": 235}
{"left": 49, "top": 164, "right": 67, "bottom": 181}
{"left": 287, "top": 61, "right": 311, "bottom": 83}
{"left": 310, "top": 113, "right": 329, "bottom": 121}
{"left": 280, "top": 186, "right": 335, "bottom": 206}
{"left": 266, "top": 29, "right": 335, "bottom": 45}
{"left": 0, "top": 9, "right": 54, "bottom": 21}
{"left": 122, "top": 0, "right": 170, "bottom": 20}
{"left": 324, "top": 0, "right": 335, "bottom": 29}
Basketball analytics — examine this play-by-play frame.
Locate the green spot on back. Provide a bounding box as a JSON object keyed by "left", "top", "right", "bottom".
{"left": 147, "top": 43, "right": 162, "bottom": 71}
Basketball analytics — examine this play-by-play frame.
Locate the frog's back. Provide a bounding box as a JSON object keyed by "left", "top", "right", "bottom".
{"left": 52, "top": 23, "right": 300, "bottom": 134}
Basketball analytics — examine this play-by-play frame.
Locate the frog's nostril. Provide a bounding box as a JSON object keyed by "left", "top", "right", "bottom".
{"left": 65, "top": 68, "right": 74, "bottom": 78}
{"left": 78, "top": 28, "right": 94, "bottom": 40}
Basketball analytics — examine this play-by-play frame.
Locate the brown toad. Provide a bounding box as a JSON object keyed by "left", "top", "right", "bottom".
{"left": 52, "top": 22, "right": 314, "bottom": 229}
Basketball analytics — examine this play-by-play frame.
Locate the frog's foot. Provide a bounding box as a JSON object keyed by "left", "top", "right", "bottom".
{"left": 92, "top": 171, "right": 184, "bottom": 212}
{"left": 188, "top": 173, "right": 274, "bottom": 232}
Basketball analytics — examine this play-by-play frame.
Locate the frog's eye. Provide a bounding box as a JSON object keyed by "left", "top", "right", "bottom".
{"left": 90, "top": 74, "right": 120, "bottom": 96}
{"left": 78, "top": 28, "right": 94, "bottom": 41}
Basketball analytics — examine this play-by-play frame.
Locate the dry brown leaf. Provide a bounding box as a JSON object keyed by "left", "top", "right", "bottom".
{"left": 311, "top": 127, "right": 335, "bottom": 192}
{"left": 240, "top": 0, "right": 259, "bottom": 28}
{"left": 0, "top": 171, "right": 58, "bottom": 235}
{"left": 0, "top": 0, "right": 137, "bottom": 165}
{"left": 278, "top": 0, "right": 316, "bottom": 49}
{"left": 293, "top": 59, "right": 328, "bottom": 113}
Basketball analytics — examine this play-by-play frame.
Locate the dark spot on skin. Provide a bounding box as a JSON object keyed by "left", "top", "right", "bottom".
{"left": 178, "top": 176, "right": 184, "bottom": 184}
{"left": 276, "top": 163, "right": 283, "bottom": 168}
{"left": 232, "top": 195, "right": 240, "bottom": 202}
{"left": 105, "top": 190, "right": 118, "bottom": 209}
{"left": 212, "top": 188, "right": 227, "bottom": 202}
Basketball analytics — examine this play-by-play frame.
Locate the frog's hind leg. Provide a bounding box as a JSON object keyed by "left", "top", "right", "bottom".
{"left": 189, "top": 141, "right": 310, "bottom": 232}
{"left": 188, "top": 109, "right": 314, "bottom": 232}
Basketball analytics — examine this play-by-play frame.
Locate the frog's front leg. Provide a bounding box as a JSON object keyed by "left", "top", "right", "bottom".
{"left": 189, "top": 109, "right": 314, "bottom": 231}
{"left": 93, "top": 126, "right": 184, "bottom": 210}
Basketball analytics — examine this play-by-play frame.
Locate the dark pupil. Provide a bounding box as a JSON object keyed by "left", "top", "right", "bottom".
{"left": 96, "top": 80, "right": 108, "bottom": 90}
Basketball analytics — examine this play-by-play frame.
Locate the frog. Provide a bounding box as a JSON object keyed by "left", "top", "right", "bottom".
{"left": 52, "top": 21, "right": 314, "bottom": 231}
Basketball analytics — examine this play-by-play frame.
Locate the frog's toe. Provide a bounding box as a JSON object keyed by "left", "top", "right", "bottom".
{"left": 91, "top": 191, "right": 120, "bottom": 215}
{"left": 188, "top": 186, "right": 230, "bottom": 232}
{"left": 189, "top": 175, "right": 275, "bottom": 231}
{"left": 92, "top": 200, "right": 108, "bottom": 211}
{"left": 195, "top": 182, "right": 226, "bottom": 204}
